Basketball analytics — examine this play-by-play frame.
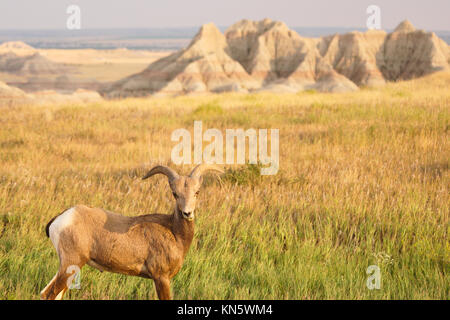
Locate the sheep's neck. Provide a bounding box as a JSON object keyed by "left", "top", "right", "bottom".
{"left": 172, "top": 208, "right": 194, "bottom": 257}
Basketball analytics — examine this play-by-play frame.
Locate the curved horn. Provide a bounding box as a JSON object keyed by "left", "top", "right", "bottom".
{"left": 189, "top": 164, "right": 224, "bottom": 178}
{"left": 142, "top": 165, "right": 179, "bottom": 181}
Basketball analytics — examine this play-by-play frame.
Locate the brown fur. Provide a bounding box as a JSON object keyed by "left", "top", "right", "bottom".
{"left": 40, "top": 164, "right": 222, "bottom": 300}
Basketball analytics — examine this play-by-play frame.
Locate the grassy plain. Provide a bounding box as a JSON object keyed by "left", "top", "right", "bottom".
{"left": 0, "top": 72, "right": 448, "bottom": 299}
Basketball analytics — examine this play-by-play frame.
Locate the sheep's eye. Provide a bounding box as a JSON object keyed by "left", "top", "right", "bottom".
{"left": 172, "top": 192, "right": 178, "bottom": 199}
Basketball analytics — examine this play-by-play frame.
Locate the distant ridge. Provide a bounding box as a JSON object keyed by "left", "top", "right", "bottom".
{"left": 96, "top": 19, "right": 449, "bottom": 97}
{"left": 1, "top": 26, "right": 449, "bottom": 50}
{"left": 0, "top": 41, "right": 35, "bottom": 52}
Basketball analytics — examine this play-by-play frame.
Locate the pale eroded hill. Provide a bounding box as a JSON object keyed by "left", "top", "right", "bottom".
{"left": 102, "top": 19, "right": 450, "bottom": 97}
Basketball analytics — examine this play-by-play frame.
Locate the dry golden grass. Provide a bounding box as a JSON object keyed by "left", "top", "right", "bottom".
{"left": 0, "top": 72, "right": 448, "bottom": 299}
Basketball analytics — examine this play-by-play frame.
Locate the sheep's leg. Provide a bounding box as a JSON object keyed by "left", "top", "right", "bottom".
{"left": 40, "top": 271, "right": 67, "bottom": 300}
{"left": 154, "top": 277, "right": 171, "bottom": 300}
{"left": 44, "top": 265, "right": 78, "bottom": 300}
{"left": 41, "top": 258, "right": 85, "bottom": 300}
{"left": 55, "top": 287, "right": 68, "bottom": 300}
{"left": 40, "top": 273, "right": 58, "bottom": 300}
{"left": 41, "top": 269, "right": 70, "bottom": 300}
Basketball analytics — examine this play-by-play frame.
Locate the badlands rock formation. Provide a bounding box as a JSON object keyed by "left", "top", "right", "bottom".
{"left": 0, "top": 80, "right": 102, "bottom": 106}
{"left": 0, "top": 41, "right": 69, "bottom": 76}
{"left": 0, "top": 80, "right": 32, "bottom": 104}
{"left": 103, "top": 20, "right": 450, "bottom": 97}
{"left": 103, "top": 23, "right": 259, "bottom": 98}
{"left": 0, "top": 41, "right": 104, "bottom": 105}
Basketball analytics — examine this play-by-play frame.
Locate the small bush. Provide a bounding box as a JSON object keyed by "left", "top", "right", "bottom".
{"left": 223, "top": 164, "right": 262, "bottom": 186}
{"left": 192, "top": 102, "right": 224, "bottom": 116}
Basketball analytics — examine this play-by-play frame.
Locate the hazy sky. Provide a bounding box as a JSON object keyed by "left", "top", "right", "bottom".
{"left": 0, "top": 0, "right": 449, "bottom": 31}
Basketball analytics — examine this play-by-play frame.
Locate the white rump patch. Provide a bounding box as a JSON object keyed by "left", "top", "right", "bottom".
{"left": 49, "top": 207, "right": 76, "bottom": 252}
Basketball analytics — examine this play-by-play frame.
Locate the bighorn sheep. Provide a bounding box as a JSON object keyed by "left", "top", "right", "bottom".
{"left": 40, "top": 164, "right": 223, "bottom": 300}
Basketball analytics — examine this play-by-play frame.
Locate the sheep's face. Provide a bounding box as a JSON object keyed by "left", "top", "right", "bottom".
{"left": 142, "top": 164, "right": 222, "bottom": 221}
{"left": 170, "top": 176, "right": 202, "bottom": 221}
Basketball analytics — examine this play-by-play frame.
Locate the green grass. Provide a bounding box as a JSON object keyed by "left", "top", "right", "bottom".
{"left": 0, "top": 72, "right": 449, "bottom": 299}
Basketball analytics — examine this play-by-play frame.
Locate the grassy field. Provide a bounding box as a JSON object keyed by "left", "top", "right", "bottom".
{"left": 0, "top": 72, "right": 448, "bottom": 299}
